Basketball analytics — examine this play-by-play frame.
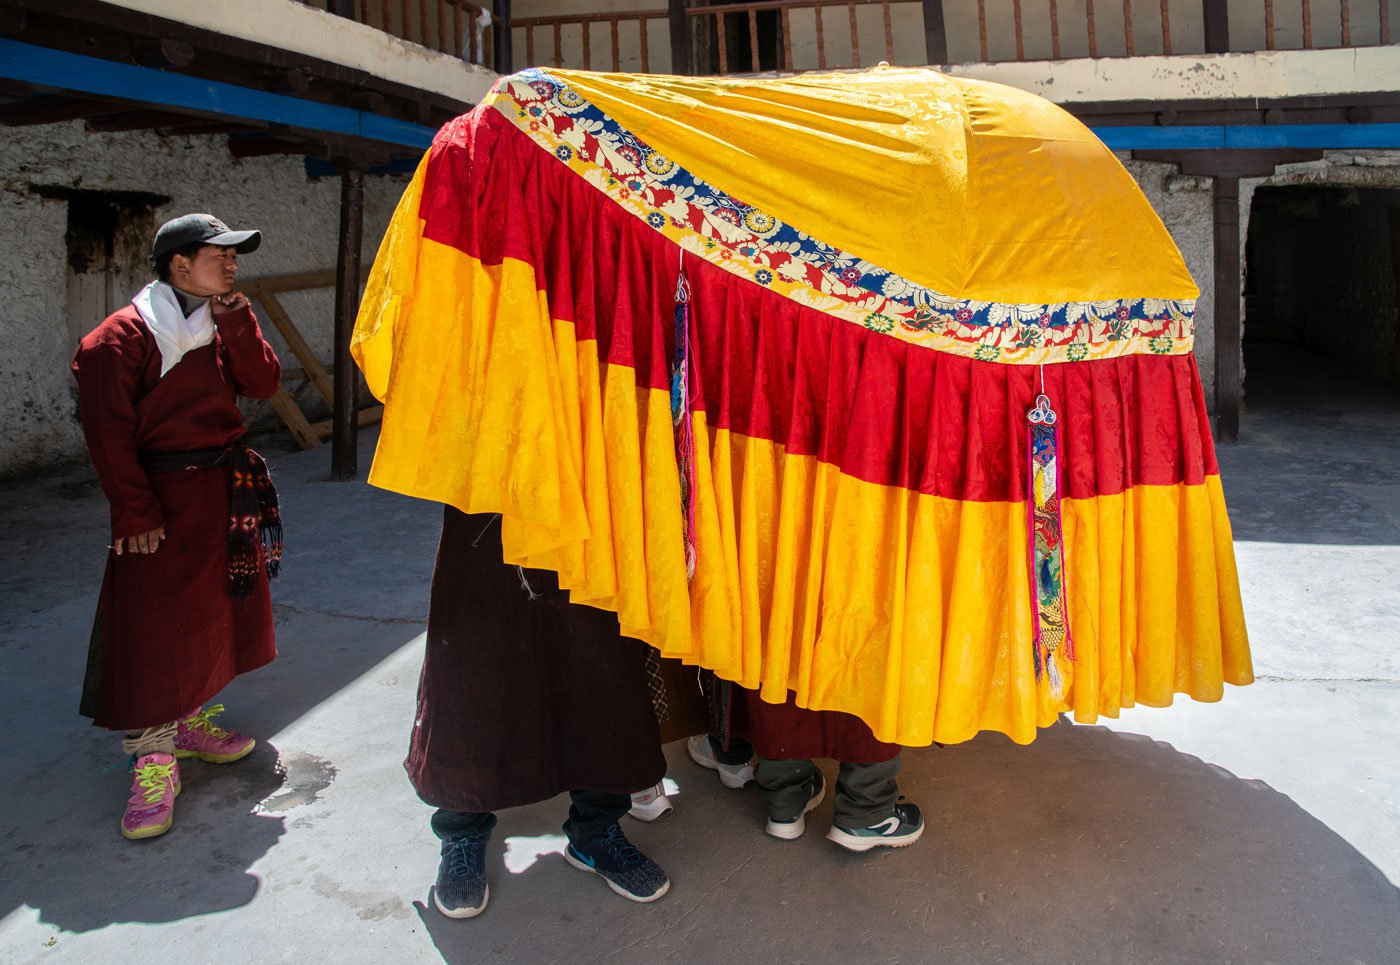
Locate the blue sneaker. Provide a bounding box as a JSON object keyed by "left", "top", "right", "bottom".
{"left": 564, "top": 824, "right": 670, "bottom": 903}
{"left": 434, "top": 836, "right": 490, "bottom": 918}
{"left": 826, "top": 801, "right": 924, "bottom": 853}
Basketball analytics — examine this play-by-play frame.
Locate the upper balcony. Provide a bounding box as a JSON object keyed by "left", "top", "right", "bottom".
{"left": 298, "top": 1, "right": 1394, "bottom": 72}
{"left": 300, "top": 1, "right": 1398, "bottom": 126}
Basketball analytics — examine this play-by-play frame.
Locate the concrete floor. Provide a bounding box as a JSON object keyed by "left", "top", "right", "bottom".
{"left": 2, "top": 345, "right": 1398, "bottom": 964}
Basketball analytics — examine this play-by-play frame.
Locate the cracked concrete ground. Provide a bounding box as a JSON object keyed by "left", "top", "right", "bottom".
{"left": 1, "top": 345, "right": 1398, "bottom": 964}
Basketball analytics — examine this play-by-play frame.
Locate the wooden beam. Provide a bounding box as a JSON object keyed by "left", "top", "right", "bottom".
{"left": 266, "top": 388, "right": 324, "bottom": 449}
{"left": 0, "top": 8, "right": 26, "bottom": 36}
{"left": 265, "top": 68, "right": 311, "bottom": 94}
{"left": 1213, "top": 174, "right": 1241, "bottom": 443}
{"left": 332, "top": 168, "right": 365, "bottom": 481}
{"left": 227, "top": 134, "right": 326, "bottom": 158}
{"left": 310, "top": 405, "right": 383, "bottom": 442}
{"left": 1202, "top": 0, "right": 1229, "bottom": 53}
{"left": 0, "top": 95, "right": 111, "bottom": 126}
{"left": 494, "top": 0, "right": 512, "bottom": 73}
{"left": 1133, "top": 147, "right": 1324, "bottom": 176}
{"left": 130, "top": 37, "right": 194, "bottom": 69}
{"left": 244, "top": 287, "right": 337, "bottom": 408}
{"left": 86, "top": 109, "right": 198, "bottom": 132}
{"left": 668, "top": 0, "right": 691, "bottom": 75}
{"left": 921, "top": 0, "right": 947, "bottom": 64}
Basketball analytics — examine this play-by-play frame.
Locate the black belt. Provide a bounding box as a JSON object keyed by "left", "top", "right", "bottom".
{"left": 138, "top": 447, "right": 232, "bottom": 472}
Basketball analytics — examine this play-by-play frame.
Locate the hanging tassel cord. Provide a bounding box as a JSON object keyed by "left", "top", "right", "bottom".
{"left": 1027, "top": 366, "right": 1074, "bottom": 701}
{"left": 672, "top": 256, "right": 698, "bottom": 582}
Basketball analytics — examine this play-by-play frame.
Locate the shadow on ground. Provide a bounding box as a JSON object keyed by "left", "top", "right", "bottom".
{"left": 0, "top": 435, "right": 439, "bottom": 932}
{"left": 414, "top": 720, "right": 1400, "bottom": 965}
{"left": 0, "top": 742, "right": 286, "bottom": 932}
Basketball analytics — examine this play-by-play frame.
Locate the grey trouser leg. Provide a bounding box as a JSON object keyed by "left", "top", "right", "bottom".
{"left": 833, "top": 755, "right": 902, "bottom": 830}
{"left": 754, "top": 757, "right": 819, "bottom": 821}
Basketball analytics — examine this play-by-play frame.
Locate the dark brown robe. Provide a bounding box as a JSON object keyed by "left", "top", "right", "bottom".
{"left": 406, "top": 508, "right": 674, "bottom": 813}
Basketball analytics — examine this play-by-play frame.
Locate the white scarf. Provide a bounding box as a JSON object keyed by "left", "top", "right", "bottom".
{"left": 132, "top": 281, "right": 215, "bottom": 378}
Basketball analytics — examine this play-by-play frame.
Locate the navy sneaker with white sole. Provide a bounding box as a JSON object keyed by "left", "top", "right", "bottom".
{"left": 564, "top": 824, "right": 670, "bottom": 902}
{"left": 826, "top": 801, "right": 924, "bottom": 852}
{"left": 434, "top": 835, "right": 490, "bottom": 918}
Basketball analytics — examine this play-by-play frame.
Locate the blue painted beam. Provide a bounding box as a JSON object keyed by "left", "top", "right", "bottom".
{"left": 1091, "top": 123, "right": 1400, "bottom": 151}
{"left": 1224, "top": 122, "right": 1400, "bottom": 149}
{"left": 0, "top": 38, "right": 439, "bottom": 150}
{"left": 1091, "top": 126, "right": 1225, "bottom": 150}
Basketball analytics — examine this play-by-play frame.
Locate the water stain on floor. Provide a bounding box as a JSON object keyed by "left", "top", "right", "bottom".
{"left": 313, "top": 873, "right": 411, "bottom": 921}
{"left": 255, "top": 752, "right": 337, "bottom": 814}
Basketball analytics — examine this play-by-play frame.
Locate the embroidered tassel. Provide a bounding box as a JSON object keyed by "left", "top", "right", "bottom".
{"left": 672, "top": 264, "right": 697, "bottom": 582}
{"left": 228, "top": 443, "right": 284, "bottom": 598}
{"left": 1027, "top": 391, "right": 1074, "bottom": 701}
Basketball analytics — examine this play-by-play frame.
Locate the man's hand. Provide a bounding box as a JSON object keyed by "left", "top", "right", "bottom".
{"left": 212, "top": 291, "right": 249, "bottom": 316}
{"left": 114, "top": 526, "right": 166, "bottom": 556}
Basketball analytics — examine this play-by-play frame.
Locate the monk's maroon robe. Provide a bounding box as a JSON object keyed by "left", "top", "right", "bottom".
{"left": 72, "top": 302, "right": 281, "bottom": 730}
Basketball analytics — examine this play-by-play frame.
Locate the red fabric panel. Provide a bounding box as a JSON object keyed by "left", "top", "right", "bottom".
{"left": 419, "top": 109, "right": 1219, "bottom": 504}
{"left": 731, "top": 687, "right": 900, "bottom": 764}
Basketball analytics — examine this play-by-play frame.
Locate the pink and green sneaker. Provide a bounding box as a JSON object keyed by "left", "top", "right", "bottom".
{"left": 121, "top": 752, "right": 181, "bottom": 840}
{"left": 175, "top": 704, "right": 256, "bottom": 764}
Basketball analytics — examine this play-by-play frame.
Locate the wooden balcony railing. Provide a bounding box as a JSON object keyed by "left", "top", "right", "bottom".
{"left": 299, "top": 0, "right": 497, "bottom": 65}
{"left": 309, "top": 0, "right": 1395, "bottom": 76}
{"left": 510, "top": 9, "right": 669, "bottom": 73}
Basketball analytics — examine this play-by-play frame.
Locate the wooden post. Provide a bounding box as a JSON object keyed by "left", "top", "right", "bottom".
{"left": 1202, "top": 0, "right": 1229, "bottom": 53}
{"left": 493, "top": 0, "right": 512, "bottom": 73}
{"left": 327, "top": 0, "right": 357, "bottom": 19}
{"left": 669, "top": 0, "right": 692, "bottom": 75}
{"left": 1213, "top": 174, "right": 1241, "bottom": 444}
{"left": 921, "top": 0, "right": 947, "bottom": 64}
{"left": 332, "top": 168, "right": 365, "bottom": 480}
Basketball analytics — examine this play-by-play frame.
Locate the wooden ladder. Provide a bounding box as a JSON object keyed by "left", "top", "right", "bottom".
{"left": 241, "top": 269, "right": 382, "bottom": 449}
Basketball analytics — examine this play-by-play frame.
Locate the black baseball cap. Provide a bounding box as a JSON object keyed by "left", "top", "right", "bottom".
{"left": 152, "top": 213, "right": 262, "bottom": 261}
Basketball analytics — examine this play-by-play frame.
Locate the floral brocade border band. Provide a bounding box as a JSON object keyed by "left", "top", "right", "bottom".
{"left": 489, "top": 69, "right": 1195, "bottom": 366}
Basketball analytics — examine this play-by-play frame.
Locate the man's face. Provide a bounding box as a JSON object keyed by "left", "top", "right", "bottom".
{"left": 170, "top": 245, "right": 238, "bottom": 297}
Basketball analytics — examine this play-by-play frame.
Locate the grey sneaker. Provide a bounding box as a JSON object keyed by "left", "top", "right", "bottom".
{"left": 686, "top": 734, "right": 754, "bottom": 789}
{"left": 628, "top": 782, "right": 674, "bottom": 822}
{"left": 564, "top": 824, "right": 670, "bottom": 903}
{"left": 433, "top": 835, "right": 490, "bottom": 918}
{"left": 764, "top": 769, "right": 826, "bottom": 841}
{"left": 826, "top": 801, "right": 924, "bottom": 852}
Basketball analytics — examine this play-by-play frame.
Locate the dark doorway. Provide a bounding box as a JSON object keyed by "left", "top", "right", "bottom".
{"left": 1242, "top": 185, "right": 1400, "bottom": 412}
{"left": 48, "top": 189, "right": 168, "bottom": 351}
{"left": 695, "top": 0, "right": 785, "bottom": 73}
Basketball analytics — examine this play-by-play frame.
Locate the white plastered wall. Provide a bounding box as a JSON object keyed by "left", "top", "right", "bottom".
{"left": 0, "top": 121, "right": 408, "bottom": 477}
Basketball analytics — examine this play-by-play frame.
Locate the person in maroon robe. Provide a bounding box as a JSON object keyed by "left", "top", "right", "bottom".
{"left": 71, "top": 213, "right": 283, "bottom": 841}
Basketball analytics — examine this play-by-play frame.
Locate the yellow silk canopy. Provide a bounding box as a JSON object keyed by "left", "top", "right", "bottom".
{"left": 544, "top": 65, "right": 1197, "bottom": 307}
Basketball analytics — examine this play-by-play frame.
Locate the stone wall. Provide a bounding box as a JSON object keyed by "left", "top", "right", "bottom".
{"left": 0, "top": 120, "right": 407, "bottom": 478}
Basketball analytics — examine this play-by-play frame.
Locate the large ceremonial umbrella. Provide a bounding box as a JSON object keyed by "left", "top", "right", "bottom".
{"left": 352, "top": 66, "right": 1251, "bottom": 746}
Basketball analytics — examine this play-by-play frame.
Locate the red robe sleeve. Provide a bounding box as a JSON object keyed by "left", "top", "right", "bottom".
{"left": 214, "top": 303, "right": 282, "bottom": 399}
{"left": 71, "top": 322, "right": 165, "bottom": 540}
